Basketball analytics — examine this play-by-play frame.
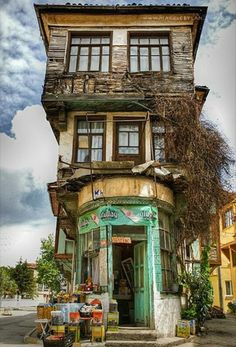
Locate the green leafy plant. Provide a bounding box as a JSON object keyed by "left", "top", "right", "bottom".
{"left": 179, "top": 246, "right": 213, "bottom": 328}
{"left": 0, "top": 267, "right": 18, "bottom": 298}
{"left": 227, "top": 302, "right": 236, "bottom": 314}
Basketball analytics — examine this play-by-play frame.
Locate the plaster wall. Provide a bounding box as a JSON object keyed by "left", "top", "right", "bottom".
{"left": 78, "top": 176, "right": 174, "bottom": 208}
{"left": 154, "top": 293, "right": 181, "bottom": 337}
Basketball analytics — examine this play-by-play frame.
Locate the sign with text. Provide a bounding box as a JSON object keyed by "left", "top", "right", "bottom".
{"left": 79, "top": 205, "right": 158, "bottom": 234}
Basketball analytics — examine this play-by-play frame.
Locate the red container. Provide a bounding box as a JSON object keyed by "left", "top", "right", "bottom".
{"left": 92, "top": 310, "right": 103, "bottom": 324}
{"left": 69, "top": 311, "right": 80, "bottom": 322}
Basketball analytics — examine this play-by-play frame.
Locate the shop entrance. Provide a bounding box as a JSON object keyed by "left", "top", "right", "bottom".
{"left": 112, "top": 226, "right": 148, "bottom": 327}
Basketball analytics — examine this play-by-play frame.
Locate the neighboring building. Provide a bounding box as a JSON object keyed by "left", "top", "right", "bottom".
{"left": 27, "top": 263, "right": 50, "bottom": 303}
{"left": 210, "top": 197, "right": 236, "bottom": 312}
{"left": 35, "top": 4, "right": 208, "bottom": 336}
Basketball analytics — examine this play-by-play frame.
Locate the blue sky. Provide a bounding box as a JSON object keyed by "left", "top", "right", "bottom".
{"left": 0, "top": 0, "right": 235, "bottom": 266}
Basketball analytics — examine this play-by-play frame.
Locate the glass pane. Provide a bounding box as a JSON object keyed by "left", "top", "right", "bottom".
{"left": 91, "top": 122, "right": 104, "bottom": 133}
{"left": 140, "top": 55, "right": 149, "bottom": 71}
{"left": 78, "top": 55, "right": 88, "bottom": 71}
{"left": 135, "top": 267, "right": 139, "bottom": 287}
{"left": 162, "top": 55, "right": 170, "bottom": 72}
{"left": 140, "top": 247, "right": 144, "bottom": 264}
{"left": 160, "top": 229, "right": 165, "bottom": 248}
{"left": 160, "top": 37, "right": 169, "bottom": 45}
{"left": 162, "top": 46, "right": 169, "bottom": 55}
{"left": 140, "top": 267, "right": 144, "bottom": 287}
{"left": 130, "top": 46, "right": 137, "bottom": 56}
{"left": 77, "top": 149, "right": 89, "bottom": 162}
{"left": 91, "top": 37, "right": 101, "bottom": 44}
{"left": 140, "top": 47, "right": 148, "bottom": 56}
{"left": 130, "top": 38, "right": 138, "bottom": 44}
{"left": 130, "top": 56, "right": 138, "bottom": 72}
{"left": 154, "top": 135, "right": 164, "bottom": 148}
{"left": 129, "top": 132, "right": 139, "bottom": 146}
{"left": 120, "top": 147, "right": 139, "bottom": 154}
{"left": 101, "top": 37, "right": 110, "bottom": 44}
{"left": 80, "top": 47, "right": 89, "bottom": 55}
{"left": 90, "top": 55, "right": 100, "bottom": 71}
{"left": 92, "top": 46, "right": 100, "bottom": 55}
{"left": 81, "top": 37, "right": 90, "bottom": 44}
{"left": 71, "top": 38, "right": 80, "bottom": 44}
{"left": 102, "top": 46, "right": 109, "bottom": 54}
{"left": 68, "top": 55, "right": 77, "bottom": 72}
{"left": 70, "top": 46, "right": 78, "bottom": 55}
{"left": 153, "top": 122, "right": 165, "bottom": 133}
{"left": 119, "top": 132, "right": 128, "bottom": 146}
{"left": 78, "top": 121, "right": 89, "bottom": 133}
{"left": 139, "top": 38, "right": 149, "bottom": 44}
{"left": 155, "top": 149, "right": 165, "bottom": 162}
{"left": 92, "top": 135, "right": 103, "bottom": 148}
{"left": 91, "top": 149, "right": 102, "bottom": 161}
{"left": 78, "top": 135, "right": 89, "bottom": 148}
{"left": 151, "top": 47, "right": 159, "bottom": 56}
{"left": 150, "top": 37, "right": 159, "bottom": 44}
{"left": 151, "top": 56, "right": 160, "bottom": 71}
{"left": 119, "top": 124, "right": 138, "bottom": 131}
{"left": 101, "top": 55, "right": 109, "bottom": 72}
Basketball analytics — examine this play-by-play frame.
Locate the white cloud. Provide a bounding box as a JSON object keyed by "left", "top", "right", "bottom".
{"left": 0, "top": 105, "right": 58, "bottom": 184}
{"left": 195, "top": 21, "right": 236, "bottom": 152}
{"left": 0, "top": 220, "right": 56, "bottom": 266}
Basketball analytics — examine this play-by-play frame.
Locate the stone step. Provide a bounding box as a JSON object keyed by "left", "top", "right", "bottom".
{"left": 105, "top": 336, "right": 194, "bottom": 347}
{"left": 106, "top": 329, "right": 157, "bottom": 341}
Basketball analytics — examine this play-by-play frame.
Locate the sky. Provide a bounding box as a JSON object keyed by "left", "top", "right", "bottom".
{"left": 0, "top": 0, "right": 236, "bottom": 266}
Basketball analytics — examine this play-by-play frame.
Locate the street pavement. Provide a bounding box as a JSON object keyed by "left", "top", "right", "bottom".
{"left": 0, "top": 309, "right": 38, "bottom": 346}
{"left": 0, "top": 310, "right": 235, "bottom": 347}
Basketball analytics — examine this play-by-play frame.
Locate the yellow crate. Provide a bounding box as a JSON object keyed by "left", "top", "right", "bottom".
{"left": 68, "top": 326, "right": 80, "bottom": 342}
{"left": 91, "top": 325, "right": 105, "bottom": 342}
{"left": 50, "top": 325, "right": 65, "bottom": 333}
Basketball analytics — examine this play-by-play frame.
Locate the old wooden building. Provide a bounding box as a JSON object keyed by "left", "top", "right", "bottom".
{"left": 35, "top": 3, "right": 208, "bottom": 336}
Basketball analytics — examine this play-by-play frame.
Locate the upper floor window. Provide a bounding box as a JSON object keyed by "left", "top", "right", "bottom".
{"left": 114, "top": 120, "right": 145, "bottom": 165}
{"left": 68, "top": 35, "right": 110, "bottom": 73}
{"left": 75, "top": 119, "right": 104, "bottom": 162}
{"left": 223, "top": 208, "right": 233, "bottom": 229}
{"left": 129, "top": 34, "right": 170, "bottom": 73}
{"left": 152, "top": 120, "right": 166, "bottom": 162}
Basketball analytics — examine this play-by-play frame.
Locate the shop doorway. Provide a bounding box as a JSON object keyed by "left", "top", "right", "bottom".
{"left": 112, "top": 226, "right": 149, "bottom": 327}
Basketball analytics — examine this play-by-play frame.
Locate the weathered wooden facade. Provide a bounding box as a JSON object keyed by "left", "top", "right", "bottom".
{"left": 35, "top": 4, "right": 208, "bottom": 336}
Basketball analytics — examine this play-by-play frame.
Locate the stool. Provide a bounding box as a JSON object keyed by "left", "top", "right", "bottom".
{"left": 34, "top": 319, "right": 50, "bottom": 339}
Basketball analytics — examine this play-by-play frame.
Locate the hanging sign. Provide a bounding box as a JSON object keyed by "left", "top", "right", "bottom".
{"left": 112, "top": 237, "right": 132, "bottom": 244}
{"left": 79, "top": 205, "right": 157, "bottom": 234}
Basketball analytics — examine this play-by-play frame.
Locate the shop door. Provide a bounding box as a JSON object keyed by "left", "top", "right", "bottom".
{"left": 134, "top": 241, "right": 147, "bottom": 325}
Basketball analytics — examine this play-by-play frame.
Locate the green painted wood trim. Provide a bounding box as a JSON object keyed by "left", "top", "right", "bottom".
{"left": 107, "top": 225, "right": 113, "bottom": 298}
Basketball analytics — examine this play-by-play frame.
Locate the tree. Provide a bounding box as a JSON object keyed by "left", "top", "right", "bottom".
{"left": 10, "top": 259, "right": 37, "bottom": 299}
{"left": 0, "top": 267, "right": 18, "bottom": 298}
{"left": 36, "top": 234, "right": 62, "bottom": 296}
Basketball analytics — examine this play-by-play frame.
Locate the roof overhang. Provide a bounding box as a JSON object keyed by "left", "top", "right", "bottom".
{"left": 34, "top": 4, "right": 207, "bottom": 59}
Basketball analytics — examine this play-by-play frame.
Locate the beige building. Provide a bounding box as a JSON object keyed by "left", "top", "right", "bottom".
{"left": 35, "top": 3, "right": 208, "bottom": 337}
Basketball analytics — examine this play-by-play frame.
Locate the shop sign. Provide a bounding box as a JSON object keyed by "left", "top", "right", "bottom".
{"left": 112, "top": 237, "right": 131, "bottom": 244}
{"left": 79, "top": 205, "right": 157, "bottom": 234}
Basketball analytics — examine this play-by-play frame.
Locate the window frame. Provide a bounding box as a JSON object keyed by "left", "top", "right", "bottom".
{"left": 73, "top": 116, "right": 106, "bottom": 163}
{"left": 113, "top": 118, "right": 145, "bottom": 165}
{"left": 128, "top": 32, "right": 172, "bottom": 73}
{"left": 223, "top": 208, "right": 234, "bottom": 229}
{"left": 225, "top": 280, "right": 233, "bottom": 296}
{"left": 159, "top": 211, "right": 174, "bottom": 292}
{"left": 67, "top": 32, "right": 112, "bottom": 73}
{"left": 151, "top": 118, "right": 166, "bottom": 162}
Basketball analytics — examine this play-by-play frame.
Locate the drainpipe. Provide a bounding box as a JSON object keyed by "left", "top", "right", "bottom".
{"left": 217, "top": 266, "right": 224, "bottom": 310}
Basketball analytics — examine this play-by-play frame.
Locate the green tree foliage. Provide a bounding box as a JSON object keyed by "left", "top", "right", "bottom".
{"left": 36, "top": 234, "right": 62, "bottom": 295}
{"left": 10, "top": 259, "right": 37, "bottom": 298}
{"left": 179, "top": 246, "right": 213, "bottom": 328}
{"left": 0, "top": 267, "right": 18, "bottom": 298}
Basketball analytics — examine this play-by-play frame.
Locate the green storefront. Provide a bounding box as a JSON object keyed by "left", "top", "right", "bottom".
{"left": 77, "top": 203, "right": 170, "bottom": 328}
